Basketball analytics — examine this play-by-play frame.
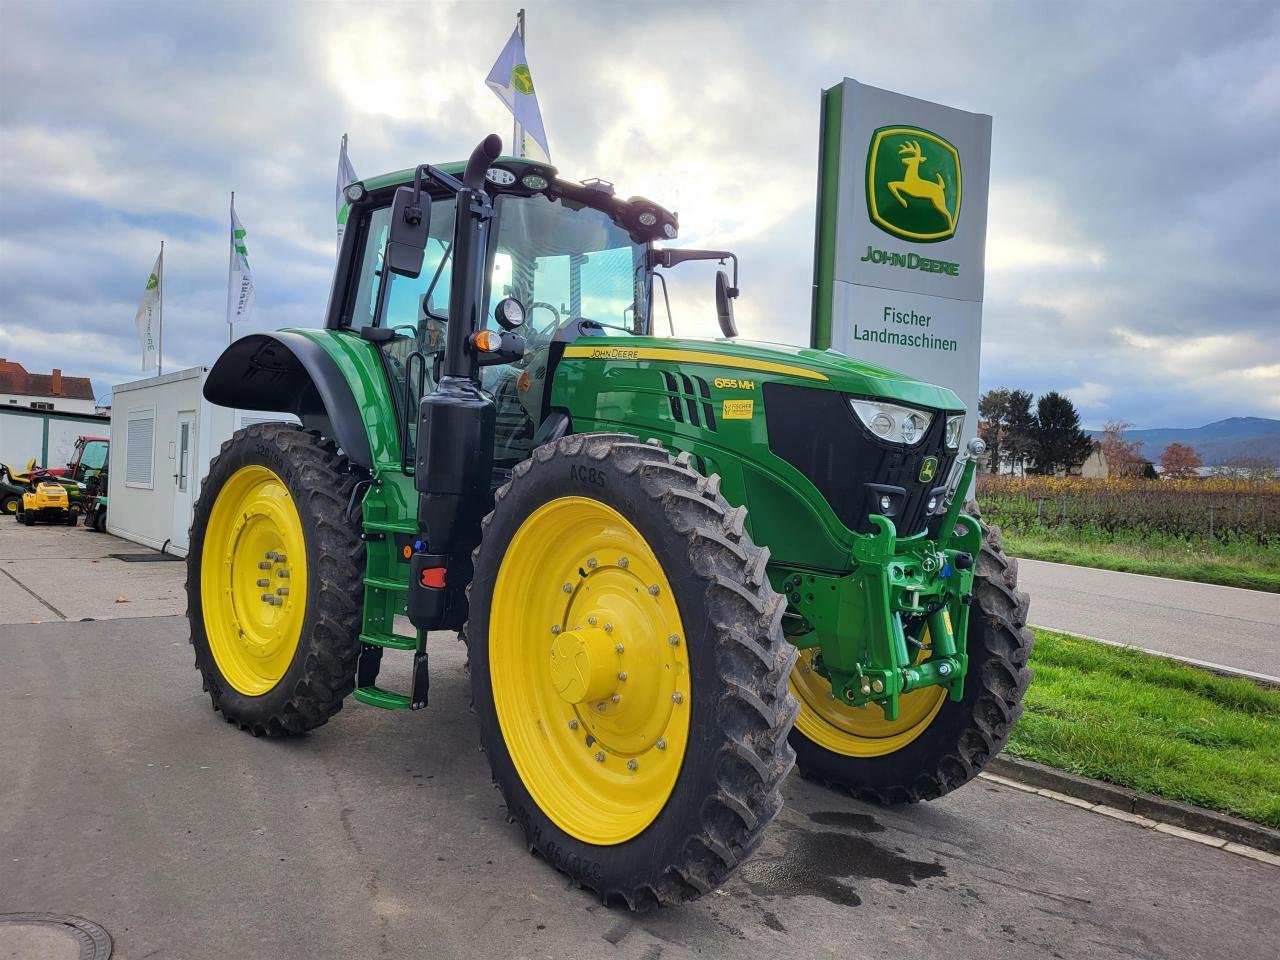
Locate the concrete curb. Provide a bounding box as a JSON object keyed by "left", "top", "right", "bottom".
{"left": 987, "top": 756, "right": 1280, "bottom": 855}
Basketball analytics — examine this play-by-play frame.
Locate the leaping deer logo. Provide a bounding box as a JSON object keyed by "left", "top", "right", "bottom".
{"left": 888, "top": 140, "right": 954, "bottom": 232}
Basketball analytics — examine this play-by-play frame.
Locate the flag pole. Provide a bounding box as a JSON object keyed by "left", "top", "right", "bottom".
{"left": 515, "top": 8, "right": 526, "bottom": 158}
{"left": 226, "top": 191, "right": 235, "bottom": 346}
{"left": 157, "top": 240, "right": 164, "bottom": 377}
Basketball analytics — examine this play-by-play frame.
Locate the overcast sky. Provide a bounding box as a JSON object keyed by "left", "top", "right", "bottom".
{"left": 1, "top": 0, "right": 1276, "bottom": 429}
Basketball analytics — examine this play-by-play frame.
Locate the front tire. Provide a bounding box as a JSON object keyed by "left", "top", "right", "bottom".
{"left": 186, "top": 423, "right": 365, "bottom": 737}
{"left": 467, "top": 434, "right": 798, "bottom": 907}
{"left": 789, "top": 517, "right": 1033, "bottom": 803}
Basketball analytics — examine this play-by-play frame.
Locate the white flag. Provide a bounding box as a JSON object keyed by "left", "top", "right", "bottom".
{"left": 486, "top": 28, "right": 550, "bottom": 160}
{"left": 336, "top": 134, "right": 359, "bottom": 255}
{"left": 134, "top": 248, "right": 162, "bottom": 371}
{"left": 228, "top": 198, "right": 255, "bottom": 326}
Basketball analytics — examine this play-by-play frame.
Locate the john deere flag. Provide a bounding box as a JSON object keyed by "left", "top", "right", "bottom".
{"left": 336, "top": 134, "right": 358, "bottom": 255}
{"left": 134, "top": 248, "right": 162, "bottom": 371}
{"left": 228, "top": 198, "right": 255, "bottom": 325}
{"left": 485, "top": 28, "right": 550, "bottom": 160}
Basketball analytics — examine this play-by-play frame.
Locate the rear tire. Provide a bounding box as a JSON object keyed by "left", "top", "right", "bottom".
{"left": 186, "top": 423, "right": 365, "bottom": 737}
{"left": 0, "top": 495, "right": 18, "bottom": 516}
{"left": 467, "top": 434, "right": 798, "bottom": 907}
{"left": 790, "top": 517, "right": 1033, "bottom": 803}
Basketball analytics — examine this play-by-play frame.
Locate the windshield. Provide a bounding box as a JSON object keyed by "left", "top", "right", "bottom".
{"left": 488, "top": 194, "right": 648, "bottom": 340}
{"left": 79, "top": 441, "right": 108, "bottom": 472}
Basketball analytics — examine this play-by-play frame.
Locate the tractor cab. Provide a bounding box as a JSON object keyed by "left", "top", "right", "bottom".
{"left": 339, "top": 152, "right": 736, "bottom": 471}
{"left": 67, "top": 437, "right": 109, "bottom": 484}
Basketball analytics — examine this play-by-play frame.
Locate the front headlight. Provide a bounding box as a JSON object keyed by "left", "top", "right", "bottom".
{"left": 850, "top": 399, "right": 934, "bottom": 446}
{"left": 944, "top": 414, "right": 965, "bottom": 449}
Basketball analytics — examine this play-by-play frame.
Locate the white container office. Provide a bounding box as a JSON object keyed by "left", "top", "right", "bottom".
{"left": 107, "top": 366, "right": 294, "bottom": 557}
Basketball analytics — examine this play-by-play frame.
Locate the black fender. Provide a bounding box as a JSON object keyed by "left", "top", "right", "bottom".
{"left": 203, "top": 331, "right": 373, "bottom": 469}
{"left": 531, "top": 409, "right": 571, "bottom": 446}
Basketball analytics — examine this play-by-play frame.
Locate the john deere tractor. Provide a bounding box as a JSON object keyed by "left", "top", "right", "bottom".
{"left": 188, "top": 135, "right": 1031, "bottom": 906}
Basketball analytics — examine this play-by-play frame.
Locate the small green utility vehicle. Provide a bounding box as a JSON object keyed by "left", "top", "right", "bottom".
{"left": 188, "top": 135, "right": 1031, "bottom": 906}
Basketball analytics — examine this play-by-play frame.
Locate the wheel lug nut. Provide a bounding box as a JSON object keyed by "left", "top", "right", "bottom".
{"left": 568, "top": 720, "right": 579, "bottom": 730}
{"left": 604, "top": 624, "right": 613, "bottom": 634}
{"left": 614, "top": 643, "right": 624, "bottom": 654}
{"left": 257, "top": 578, "right": 270, "bottom": 587}
{"left": 656, "top": 738, "right": 667, "bottom": 750}
{"left": 668, "top": 634, "right": 680, "bottom": 646}
{"left": 587, "top": 616, "right": 597, "bottom": 626}
{"left": 275, "top": 554, "right": 286, "bottom": 564}
{"left": 596, "top": 702, "right": 606, "bottom": 712}
{"left": 648, "top": 584, "right": 660, "bottom": 596}
{"left": 276, "top": 587, "right": 289, "bottom": 597}
{"left": 586, "top": 558, "right": 597, "bottom": 569}
{"left": 595, "top": 751, "right": 606, "bottom": 763}
{"left": 618, "top": 672, "right": 627, "bottom": 681}
{"left": 551, "top": 625, "right": 561, "bottom": 634}
{"left": 562, "top": 583, "right": 572, "bottom": 593}
{"left": 618, "top": 557, "right": 629, "bottom": 569}
{"left": 671, "top": 692, "right": 683, "bottom": 704}
{"left": 277, "top": 569, "right": 289, "bottom": 579}
{"left": 261, "top": 593, "right": 273, "bottom": 603}
{"left": 258, "top": 561, "right": 272, "bottom": 570}
{"left": 611, "top": 694, "right": 621, "bottom": 703}
{"left": 627, "top": 759, "right": 638, "bottom": 771}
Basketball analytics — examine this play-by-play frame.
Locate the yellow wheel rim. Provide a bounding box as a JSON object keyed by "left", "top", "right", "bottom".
{"left": 790, "top": 639, "right": 946, "bottom": 758}
{"left": 200, "top": 465, "right": 308, "bottom": 697}
{"left": 489, "top": 496, "right": 690, "bottom": 846}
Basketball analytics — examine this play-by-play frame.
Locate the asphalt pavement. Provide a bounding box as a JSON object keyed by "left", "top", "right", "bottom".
{"left": 3, "top": 523, "right": 1278, "bottom": 959}
{"left": 1017, "top": 558, "right": 1280, "bottom": 678}
{"left": 3, "top": 609, "right": 1277, "bottom": 960}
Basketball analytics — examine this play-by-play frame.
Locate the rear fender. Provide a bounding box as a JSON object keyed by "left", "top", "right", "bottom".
{"left": 203, "top": 331, "right": 373, "bottom": 468}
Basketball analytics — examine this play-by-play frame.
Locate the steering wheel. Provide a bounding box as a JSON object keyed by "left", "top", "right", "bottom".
{"left": 528, "top": 301, "right": 561, "bottom": 332}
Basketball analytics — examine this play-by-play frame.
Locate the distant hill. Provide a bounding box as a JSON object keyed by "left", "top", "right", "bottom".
{"left": 1088, "top": 417, "right": 1280, "bottom": 465}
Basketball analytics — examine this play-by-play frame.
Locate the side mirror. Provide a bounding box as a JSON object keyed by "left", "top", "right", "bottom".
{"left": 386, "top": 186, "right": 431, "bottom": 278}
{"left": 715, "top": 269, "right": 738, "bottom": 338}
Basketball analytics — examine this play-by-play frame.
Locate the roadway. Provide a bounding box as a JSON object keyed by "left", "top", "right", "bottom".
{"left": 1016, "top": 558, "right": 1280, "bottom": 679}
{"left": 3, "top": 610, "right": 1277, "bottom": 960}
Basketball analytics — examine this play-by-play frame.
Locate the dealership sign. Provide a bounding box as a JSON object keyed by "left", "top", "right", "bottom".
{"left": 811, "top": 79, "right": 992, "bottom": 435}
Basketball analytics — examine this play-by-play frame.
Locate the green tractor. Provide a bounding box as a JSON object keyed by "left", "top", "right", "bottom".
{"left": 188, "top": 135, "right": 1031, "bottom": 906}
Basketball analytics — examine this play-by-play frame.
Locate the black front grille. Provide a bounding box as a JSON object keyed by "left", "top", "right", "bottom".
{"left": 763, "top": 383, "right": 955, "bottom": 537}
{"left": 660, "top": 372, "right": 718, "bottom": 431}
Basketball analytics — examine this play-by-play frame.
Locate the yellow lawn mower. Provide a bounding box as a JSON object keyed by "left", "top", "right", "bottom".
{"left": 18, "top": 474, "right": 78, "bottom": 526}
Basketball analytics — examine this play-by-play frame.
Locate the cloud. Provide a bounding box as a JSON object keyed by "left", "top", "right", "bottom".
{"left": 0, "top": 0, "right": 1276, "bottom": 432}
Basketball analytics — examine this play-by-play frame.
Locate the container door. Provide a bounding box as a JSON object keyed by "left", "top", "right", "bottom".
{"left": 171, "top": 412, "right": 196, "bottom": 551}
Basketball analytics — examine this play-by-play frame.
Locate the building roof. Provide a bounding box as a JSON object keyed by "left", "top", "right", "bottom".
{"left": 0, "top": 358, "right": 96, "bottom": 401}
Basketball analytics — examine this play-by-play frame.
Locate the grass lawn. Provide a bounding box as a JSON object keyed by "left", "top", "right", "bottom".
{"left": 1002, "top": 525, "right": 1280, "bottom": 593}
{"left": 1007, "top": 629, "right": 1280, "bottom": 829}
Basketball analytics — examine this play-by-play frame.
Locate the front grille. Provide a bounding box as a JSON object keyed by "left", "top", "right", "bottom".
{"left": 660, "top": 372, "right": 718, "bottom": 431}
{"left": 763, "top": 383, "right": 955, "bottom": 537}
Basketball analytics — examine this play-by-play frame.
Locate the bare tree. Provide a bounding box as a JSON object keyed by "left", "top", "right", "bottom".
{"left": 1099, "top": 420, "right": 1145, "bottom": 478}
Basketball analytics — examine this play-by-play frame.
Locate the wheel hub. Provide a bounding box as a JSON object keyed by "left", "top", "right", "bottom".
{"left": 548, "top": 627, "right": 618, "bottom": 704}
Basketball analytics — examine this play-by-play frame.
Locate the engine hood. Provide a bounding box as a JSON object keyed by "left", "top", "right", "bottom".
{"left": 564, "top": 337, "right": 966, "bottom": 413}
